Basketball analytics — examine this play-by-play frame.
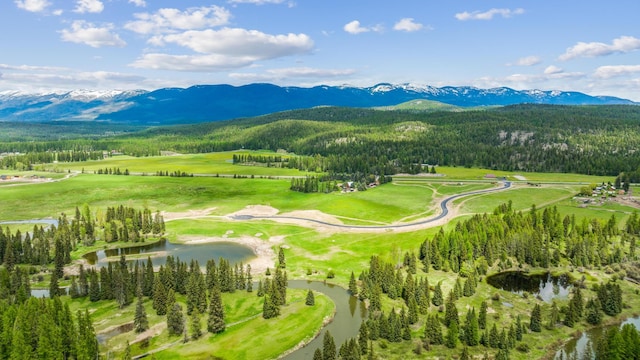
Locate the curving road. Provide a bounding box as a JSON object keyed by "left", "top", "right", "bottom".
{"left": 232, "top": 181, "right": 511, "bottom": 230}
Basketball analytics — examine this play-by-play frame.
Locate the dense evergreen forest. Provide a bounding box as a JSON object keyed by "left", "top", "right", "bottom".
{"left": 2, "top": 104, "right": 640, "bottom": 176}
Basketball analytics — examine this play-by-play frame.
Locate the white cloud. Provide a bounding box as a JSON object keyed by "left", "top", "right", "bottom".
{"left": 125, "top": 6, "right": 231, "bottom": 34}
{"left": 128, "top": 0, "right": 146, "bottom": 7}
{"left": 229, "top": 67, "right": 356, "bottom": 81}
{"left": 455, "top": 8, "right": 524, "bottom": 21}
{"left": 0, "top": 64, "right": 148, "bottom": 92}
{"left": 130, "top": 53, "right": 257, "bottom": 71}
{"left": 15, "top": 0, "right": 50, "bottom": 12}
{"left": 158, "top": 28, "right": 312, "bottom": 56}
{"left": 74, "top": 0, "right": 104, "bottom": 13}
{"left": 512, "top": 56, "right": 541, "bottom": 66}
{"left": 343, "top": 20, "right": 383, "bottom": 35}
{"left": 393, "top": 18, "right": 423, "bottom": 32}
{"left": 344, "top": 20, "right": 368, "bottom": 34}
{"left": 60, "top": 21, "right": 126, "bottom": 48}
{"left": 130, "top": 28, "right": 314, "bottom": 71}
{"left": 594, "top": 65, "right": 640, "bottom": 79}
{"left": 559, "top": 36, "right": 640, "bottom": 61}
{"left": 53, "top": 9, "right": 63, "bottom": 15}
{"left": 544, "top": 65, "right": 563, "bottom": 75}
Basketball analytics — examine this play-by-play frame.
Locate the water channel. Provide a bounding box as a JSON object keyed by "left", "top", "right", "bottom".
{"left": 554, "top": 316, "right": 640, "bottom": 359}
{"left": 284, "top": 280, "right": 367, "bottom": 360}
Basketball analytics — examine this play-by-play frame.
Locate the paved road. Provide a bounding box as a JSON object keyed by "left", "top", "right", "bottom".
{"left": 232, "top": 181, "right": 512, "bottom": 230}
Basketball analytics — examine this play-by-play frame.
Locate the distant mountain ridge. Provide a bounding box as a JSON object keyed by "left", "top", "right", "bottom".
{"left": 0, "top": 83, "right": 636, "bottom": 124}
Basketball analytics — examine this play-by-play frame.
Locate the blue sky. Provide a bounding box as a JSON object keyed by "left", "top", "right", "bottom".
{"left": 2, "top": 0, "right": 640, "bottom": 100}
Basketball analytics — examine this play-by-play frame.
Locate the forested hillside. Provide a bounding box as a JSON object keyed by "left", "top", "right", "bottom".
{"left": 2, "top": 104, "right": 640, "bottom": 176}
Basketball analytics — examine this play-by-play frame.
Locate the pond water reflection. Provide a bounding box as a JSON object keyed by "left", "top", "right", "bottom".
{"left": 486, "top": 271, "right": 572, "bottom": 302}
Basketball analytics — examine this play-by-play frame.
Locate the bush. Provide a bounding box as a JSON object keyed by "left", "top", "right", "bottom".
{"left": 326, "top": 270, "right": 335, "bottom": 279}
{"left": 516, "top": 343, "right": 530, "bottom": 353}
{"left": 492, "top": 293, "right": 501, "bottom": 301}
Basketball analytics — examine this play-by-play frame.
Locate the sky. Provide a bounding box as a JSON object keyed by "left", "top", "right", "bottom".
{"left": 2, "top": 0, "right": 640, "bottom": 101}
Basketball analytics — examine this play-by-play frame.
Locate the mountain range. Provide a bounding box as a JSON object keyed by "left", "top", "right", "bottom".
{"left": 0, "top": 83, "right": 636, "bottom": 125}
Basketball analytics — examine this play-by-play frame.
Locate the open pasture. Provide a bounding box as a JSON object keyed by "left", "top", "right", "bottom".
{"left": 44, "top": 151, "right": 314, "bottom": 177}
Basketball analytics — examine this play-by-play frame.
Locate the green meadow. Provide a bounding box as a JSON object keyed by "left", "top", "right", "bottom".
{"left": 43, "top": 151, "right": 315, "bottom": 177}
{"left": 1, "top": 157, "right": 637, "bottom": 360}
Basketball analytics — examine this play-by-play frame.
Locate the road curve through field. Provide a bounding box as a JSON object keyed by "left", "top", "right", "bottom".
{"left": 233, "top": 181, "right": 511, "bottom": 230}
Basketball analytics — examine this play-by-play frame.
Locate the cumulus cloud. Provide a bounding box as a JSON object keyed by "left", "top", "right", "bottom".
{"left": 130, "top": 28, "right": 314, "bottom": 71}
{"left": 15, "top": 0, "right": 50, "bottom": 12}
{"left": 60, "top": 20, "right": 126, "bottom": 48}
{"left": 343, "top": 20, "right": 382, "bottom": 34}
{"left": 229, "top": 67, "right": 356, "bottom": 81}
{"left": 130, "top": 53, "right": 258, "bottom": 71}
{"left": 559, "top": 36, "right": 640, "bottom": 61}
{"left": 455, "top": 8, "right": 524, "bottom": 21}
{"left": 125, "top": 6, "right": 231, "bottom": 34}
{"left": 544, "top": 65, "right": 563, "bottom": 75}
{"left": 594, "top": 65, "right": 640, "bottom": 78}
{"left": 393, "top": 18, "right": 424, "bottom": 32}
{"left": 344, "top": 20, "right": 369, "bottom": 34}
{"left": 512, "top": 56, "right": 541, "bottom": 66}
{"left": 74, "top": 0, "right": 104, "bottom": 13}
{"left": 128, "top": 0, "right": 146, "bottom": 7}
{"left": 158, "top": 28, "right": 312, "bottom": 56}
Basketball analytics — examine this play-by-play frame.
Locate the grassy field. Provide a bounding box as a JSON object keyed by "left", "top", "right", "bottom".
{"left": 43, "top": 151, "right": 315, "bottom": 177}
{"left": 2, "top": 156, "right": 639, "bottom": 360}
{"left": 67, "top": 288, "right": 333, "bottom": 359}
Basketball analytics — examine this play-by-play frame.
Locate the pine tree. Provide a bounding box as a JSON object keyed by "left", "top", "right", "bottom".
{"left": 167, "top": 303, "right": 185, "bottom": 336}
{"left": 489, "top": 323, "right": 500, "bottom": 349}
{"left": 153, "top": 275, "right": 168, "bottom": 315}
{"left": 464, "top": 308, "right": 480, "bottom": 346}
{"left": 444, "top": 291, "right": 459, "bottom": 328}
{"left": 349, "top": 271, "right": 358, "bottom": 296}
{"left": 547, "top": 300, "right": 560, "bottom": 330}
{"left": 190, "top": 311, "right": 202, "bottom": 340}
{"left": 358, "top": 322, "right": 369, "bottom": 355}
{"left": 306, "top": 289, "right": 315, "bottom": 306}
{"left": 460, "top": 346, "right": 470, "bottom": 360}
{"left": 424, "top": 313, "right": 443, "bottom": 345}
{"left": 207, "top": 286, "right": 225, "bottom": 333}
{"left": 479, "top": 301, "right": 488, "bottom": 330}
{"left": 586, "top": 298, "right": 603, "bottom": 325}
{"left": 432, "top": 282, "right": 443, "bottom": 306}
{"left": 323, "top": 331, "right": 337, "bottom": 360}
{"left": 123, "top": 341, "right": 132, "bottom": 360}
{"left": 134, "top": 293, "right": 149, "bottom": 333}
{"left": 262, "top": 293, "right": 280, "bottom": 319}
{"left": 278, "top": 247, "right": 286, "bottom": 268}
{"left": 445, "top": 320, "right": 459, "bottom": 348}
{"left": 530, "top": 304, "right": 542, "bottom": 332}
{"left": 515, "top": 315, "right": 523, "bottom": 341}
{"left": 313, "top": 348, "right": 323, "bottom": 360}
{"left": 246, "top": 264, "right": 253, "bottom": 292}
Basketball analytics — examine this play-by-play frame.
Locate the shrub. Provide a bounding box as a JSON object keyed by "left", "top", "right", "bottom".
{"left": 516, "top": 343, "right": 530, "bottom": 353}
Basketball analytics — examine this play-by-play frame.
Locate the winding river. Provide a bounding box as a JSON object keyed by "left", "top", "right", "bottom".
{"left": 284, "top": 281, "right": 367, "bottom": 360}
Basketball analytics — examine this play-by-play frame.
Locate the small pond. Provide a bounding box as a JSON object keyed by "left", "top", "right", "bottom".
{"left": 82, "top": 239, "right": 256, "bottom": 268}
{"left": 486, "top": 271, "right": 572, "bottom": 302}
{"left": 555, "top": 316, "right": 640, "bottom": 359}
